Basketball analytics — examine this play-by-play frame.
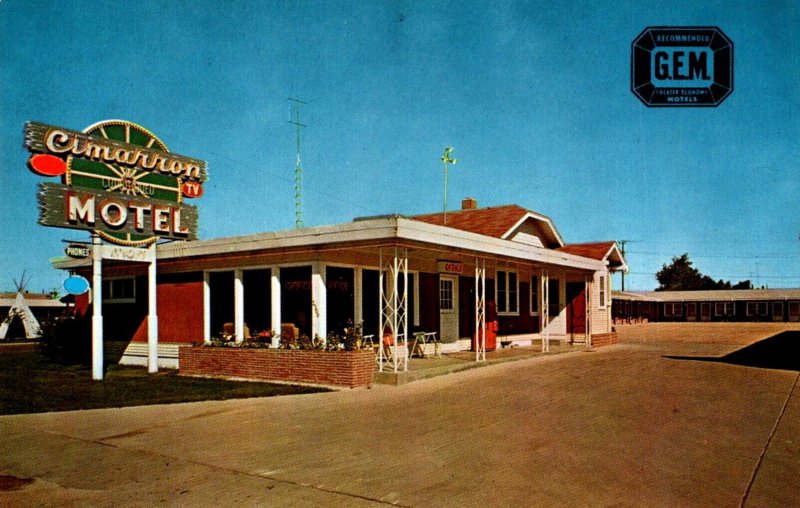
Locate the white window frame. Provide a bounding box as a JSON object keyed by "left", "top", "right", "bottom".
{"left": 715, "top": 301, "right": 734, "bottom": 316}
{"left": 496, "top": 269, "right": 519, "bottom": 316}
{"left": 599, "top": 275, "right": 607, "bottom": 309}
{"left": 103, "top": 276, "right": 136, "bottom": 304}
{"left": 747, "top": 301, "right": 768, "bottom": 316}
{"left": 665, "top": 302, "right": 682, "bottom": 317}
{"left": 439, "top": 277, "right": 454, "bottom": 313}
{"left": 530, "top": 275, "right": 539, "bottom": 316}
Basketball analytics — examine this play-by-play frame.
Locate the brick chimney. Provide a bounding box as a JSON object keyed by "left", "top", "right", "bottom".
{"left": 461, "top": 197, "right": 478, "bottom": 210}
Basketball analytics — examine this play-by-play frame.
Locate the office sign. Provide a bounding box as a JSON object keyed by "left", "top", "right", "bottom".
{"left": 438, "top": 261, "right": 466, "bottom": 275}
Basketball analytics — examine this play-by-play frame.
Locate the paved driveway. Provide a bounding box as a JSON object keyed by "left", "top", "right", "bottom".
{"left": 1, "top": 323, "right": 798, "bottom": 506}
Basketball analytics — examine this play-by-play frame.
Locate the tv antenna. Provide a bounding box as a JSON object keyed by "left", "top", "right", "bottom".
{"left": 441, "top": 147, "right": 457, "bottom": 225}
{"left": 289, "top": 97, "right": 307, "bottom": 228}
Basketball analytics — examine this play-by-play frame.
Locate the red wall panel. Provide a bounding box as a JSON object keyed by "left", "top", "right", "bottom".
{"left": 153, "top": 281, "right": 204, "bottom": 343}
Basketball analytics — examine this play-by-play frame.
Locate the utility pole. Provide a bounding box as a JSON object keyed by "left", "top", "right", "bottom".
{"left": 619, "top": 240, "right": 628, "bottom": 291}
{"left": 289, "top": 98, "right": 306, "bottom": 228}
{"left": 441, "top": 147, "right": 457, "bottom": 225}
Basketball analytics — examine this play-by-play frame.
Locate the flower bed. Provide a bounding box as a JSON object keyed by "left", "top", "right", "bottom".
{"left": 179, "top": 347, "right": 375, "bottom": 388}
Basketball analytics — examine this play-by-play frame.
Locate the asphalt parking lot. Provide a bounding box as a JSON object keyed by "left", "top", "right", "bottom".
{"left": 1, "top": 323, "right": 798, "bottom": 507}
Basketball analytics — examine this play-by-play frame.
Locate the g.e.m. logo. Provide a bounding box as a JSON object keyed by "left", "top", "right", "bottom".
{"left": 631, "top": 27, "right": 733, "bottom": 107}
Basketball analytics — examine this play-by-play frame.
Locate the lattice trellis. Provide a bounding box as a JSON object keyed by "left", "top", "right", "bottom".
{"left": 474, "top": 258, "right": 486, "bottom": 362}
{"left": 378, "top": 248, "right": 408, "bottom": 372}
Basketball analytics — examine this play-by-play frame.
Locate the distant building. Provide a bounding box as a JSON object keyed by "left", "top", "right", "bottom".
{"left": 612, "top": 289, "right": 800, "bottom": 323}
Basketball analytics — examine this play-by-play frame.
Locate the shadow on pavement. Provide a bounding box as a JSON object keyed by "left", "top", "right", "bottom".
{"left": 664, "top": 331, "right": 800, "bottom": 372}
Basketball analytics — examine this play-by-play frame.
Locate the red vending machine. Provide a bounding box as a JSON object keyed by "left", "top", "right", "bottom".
{"left": 473, "top": 300, "right": 498, "bottom": 351}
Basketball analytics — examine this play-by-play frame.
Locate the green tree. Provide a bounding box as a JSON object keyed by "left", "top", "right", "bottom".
{"left": 655, "top": 253, "right": 751, "bottom": 291}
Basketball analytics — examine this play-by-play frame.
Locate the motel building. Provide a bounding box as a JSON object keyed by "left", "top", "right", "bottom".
{"left": 55, "top": 198, "right": 627, "bottom": 371}
{"left": 612, "top": 289, "right": 800, "bottom": 324}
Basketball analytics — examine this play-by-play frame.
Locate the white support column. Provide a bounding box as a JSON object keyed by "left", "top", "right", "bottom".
{"left": 585, "top": 276, "right": 591, "bottom": 347}
{"left": 203, "top": 271, "right": 211, "bottom": 344}
{"left": 311, "top": 262, "right": 327, "bottom": 345}
{"left": 354, "top": 267, "right": 363, "bottom": 328}
{"left": 91, "top": 234, "right": 103, "bottom": 380}
{"left": 147, "top": 243, "right": 158, "bottom": 373}
{"left": 475, "top": 258, "right": 486, "bottom": 362}
{"left": 413, "top": 274, "right": 420, "bottom": 327}
{"left": 271, "top": 268, "right": 281, "bottom": 348}
{"left": 234, "top": 269, "right": 244, "bottom": 343}
{"left": 541, "top": 269, "right": 549, "bottom": 353}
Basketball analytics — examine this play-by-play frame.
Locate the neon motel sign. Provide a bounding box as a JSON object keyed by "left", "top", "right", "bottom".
{"left": 25, "top": 120, "right": 207, "bottom": 245}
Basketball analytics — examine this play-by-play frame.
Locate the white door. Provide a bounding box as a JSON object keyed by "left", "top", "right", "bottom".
{"left": 439, "top": 276, "right": 459, "bottom": 342}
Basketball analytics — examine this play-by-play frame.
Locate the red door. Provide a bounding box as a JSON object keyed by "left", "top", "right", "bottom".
{"left": 566, "top": 283, "right": 586, "bottom": 334}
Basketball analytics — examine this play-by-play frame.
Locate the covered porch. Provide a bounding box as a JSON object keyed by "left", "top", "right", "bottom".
{"left": 171, "top": 225, "right": 603, "bottom": 372}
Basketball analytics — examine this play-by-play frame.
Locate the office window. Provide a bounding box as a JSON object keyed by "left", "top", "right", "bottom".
{"left": 496, "top": 270, "right": 519, "bottom": 315}
{"left": 439, "top": 278, "right": 454, "bottom": 311}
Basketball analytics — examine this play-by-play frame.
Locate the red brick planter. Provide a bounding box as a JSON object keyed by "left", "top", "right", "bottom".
{"left": 591, "top": 332, "right": 618, "bottom": 347}
{"left": 179, "top": 347, "right": 375, "bottom": 388}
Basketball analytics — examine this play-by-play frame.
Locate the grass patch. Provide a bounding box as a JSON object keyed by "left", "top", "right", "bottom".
{"left": 0, "top": 350, "right": 329, "bottom": 415}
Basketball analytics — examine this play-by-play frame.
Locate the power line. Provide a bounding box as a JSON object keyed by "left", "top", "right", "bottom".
{"left": 626, "top": 251, "right": 799, "bottom": 260}
{"left": 625, "top": 271, "right": 800, "bottom": 280}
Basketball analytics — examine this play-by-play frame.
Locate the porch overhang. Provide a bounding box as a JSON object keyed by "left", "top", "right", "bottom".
{"left": 148, "top": 216, "right": 606, "bottom": 272}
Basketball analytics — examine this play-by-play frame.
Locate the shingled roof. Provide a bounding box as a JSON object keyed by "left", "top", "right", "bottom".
{"left": 556, "top": 241, "right": 627, "bottom": 270}
{"left": 410, "top": 205, "right": 627, "bottom": 270}
{"left": 556, "top": 242, "right": 616, "bottom": 260}
{"left": 412, "top": 204, "right": 530, "bottom": 239}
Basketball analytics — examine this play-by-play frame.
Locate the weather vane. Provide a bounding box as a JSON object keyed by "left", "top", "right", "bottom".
{"left": 441, "top": 146, "right": 457, "bottom": 225}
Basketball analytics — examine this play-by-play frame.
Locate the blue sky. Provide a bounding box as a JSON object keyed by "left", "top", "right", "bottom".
{"left": 1, "top": 0, "right": 798, "bottom": 293}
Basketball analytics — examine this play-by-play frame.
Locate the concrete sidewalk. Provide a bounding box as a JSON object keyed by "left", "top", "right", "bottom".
{"left": 374, "top": 342, "right": 583, "bottom": 385}
{"left": 1, "top": 329, "right": 798, "bottom": 506}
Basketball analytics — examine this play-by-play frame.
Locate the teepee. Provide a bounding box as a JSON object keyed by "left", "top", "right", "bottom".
{"left": 0, "top": 272, "right": 42, "bottom": 340}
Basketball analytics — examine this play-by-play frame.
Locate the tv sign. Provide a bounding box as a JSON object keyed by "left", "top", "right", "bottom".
{"left": 631, "top": 27, "right": 733, "bottom": 107}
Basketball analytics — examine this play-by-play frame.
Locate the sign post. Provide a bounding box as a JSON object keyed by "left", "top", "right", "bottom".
{"left": 147, "top": 243, "right": 158, "bottom": 374}
{"left": 91, "top": 234, "right": 103, "bottom": 380}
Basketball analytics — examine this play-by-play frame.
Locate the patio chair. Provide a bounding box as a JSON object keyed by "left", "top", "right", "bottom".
{"left": 222, "top": 322, "right": 252, "bottom": 341}
{"left": 280, "top": 323, "right": 299, "bottom": 339}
